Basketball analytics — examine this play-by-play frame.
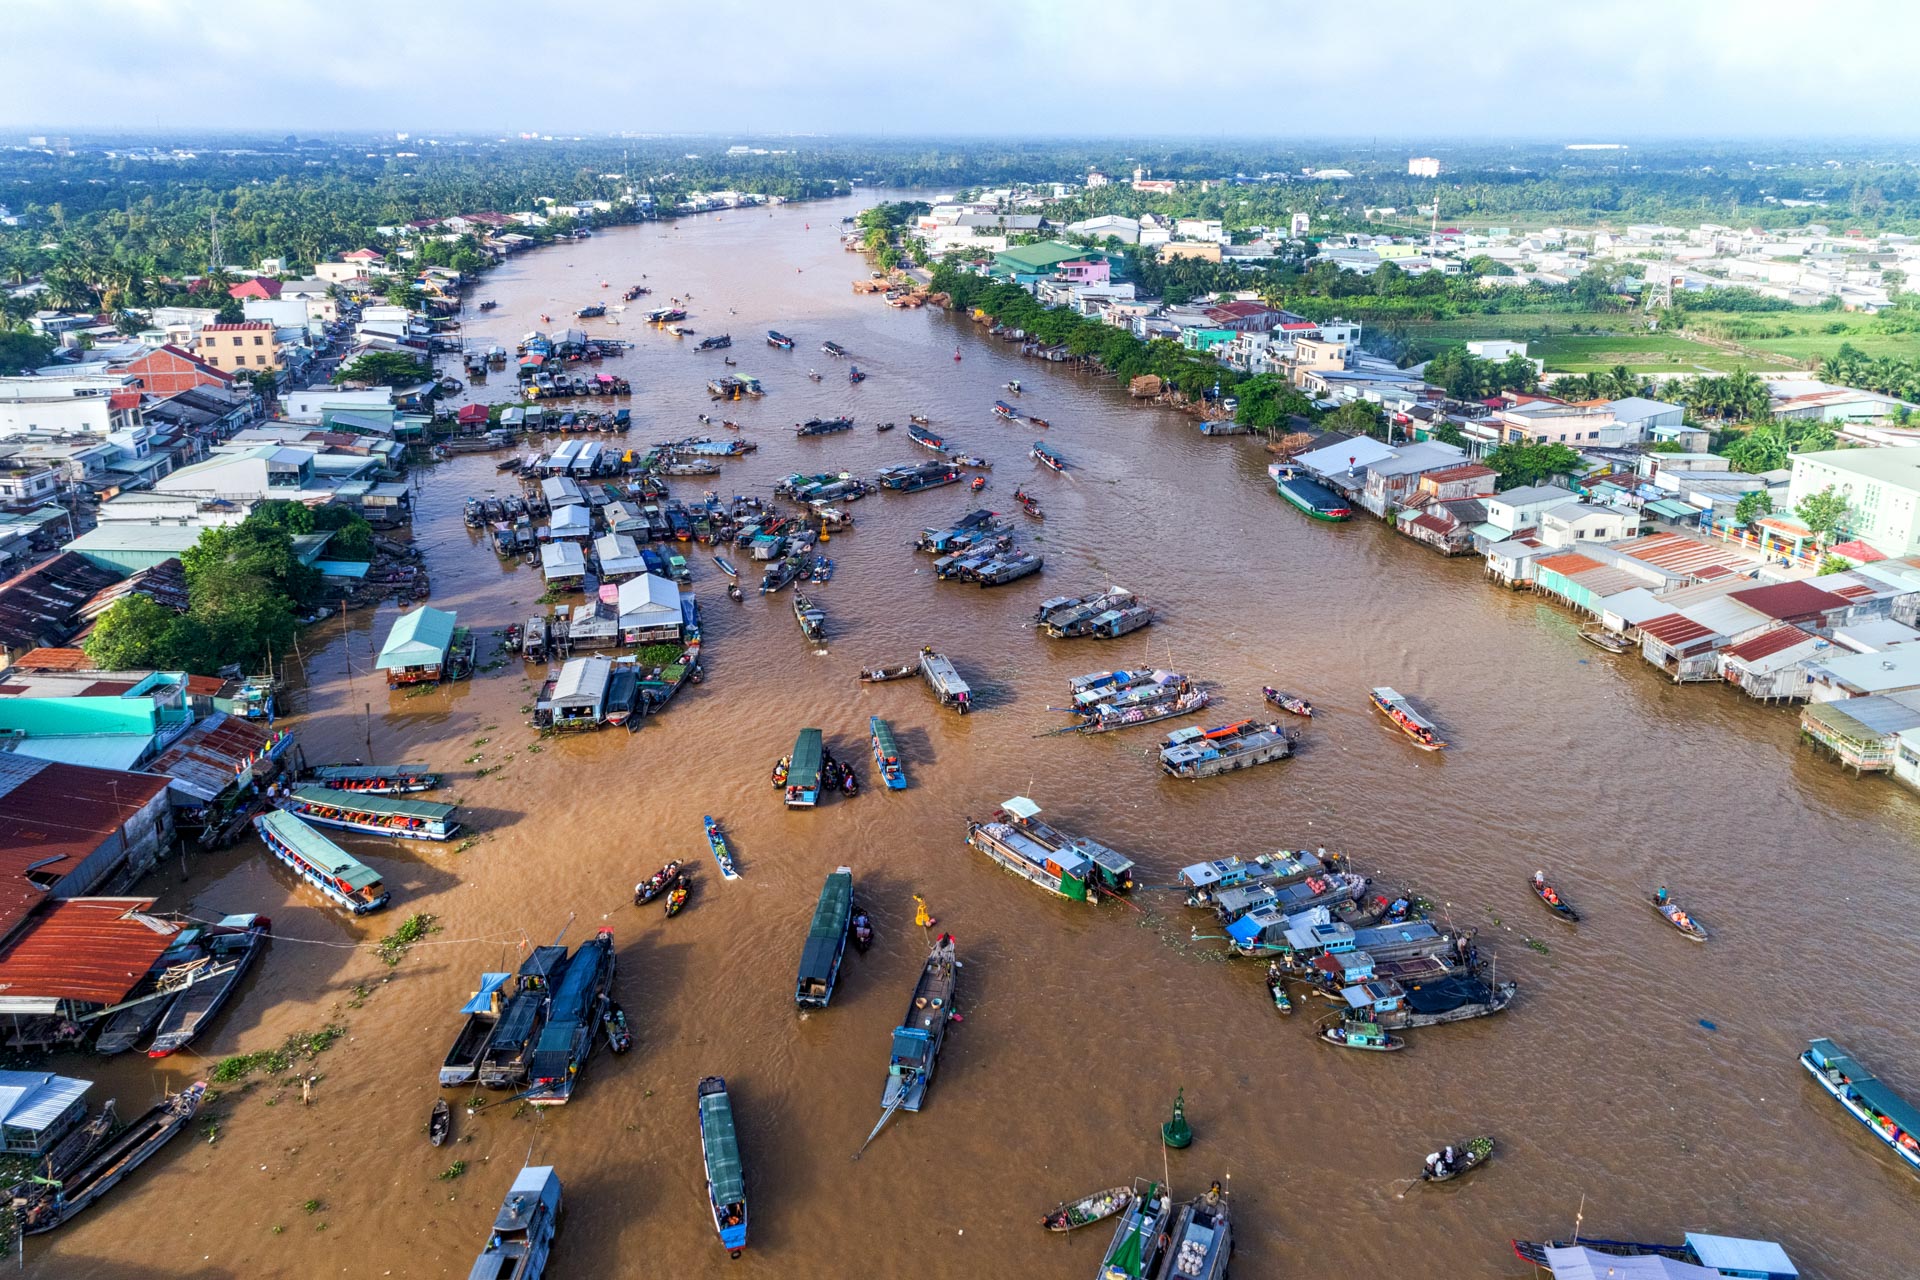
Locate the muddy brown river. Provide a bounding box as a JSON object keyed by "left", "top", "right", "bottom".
{"left": 41, "top": 195, "right": 1920, "bottom": 1278}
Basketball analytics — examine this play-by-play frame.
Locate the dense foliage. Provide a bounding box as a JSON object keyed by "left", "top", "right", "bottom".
{"left": 1483, "top": 441, "right": 1587, "bottom": 491}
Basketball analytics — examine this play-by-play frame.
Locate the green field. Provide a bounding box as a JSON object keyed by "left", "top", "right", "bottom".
{"left": 1530, "top": 332, "right": 1801, "bottom": 374}
{"left": 1684, "top": 310, "right": 1920, "bottom": 364}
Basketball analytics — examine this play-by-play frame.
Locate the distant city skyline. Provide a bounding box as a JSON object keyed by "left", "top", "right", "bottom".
{"left": 9, "top": 0, "right": 1920, "bottom": 140}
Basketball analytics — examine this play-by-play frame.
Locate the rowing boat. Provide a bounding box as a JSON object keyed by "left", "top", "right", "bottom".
{"left": 1531, "top": 875, "right": 1580, "bottom": 923}
{"left": 706, "top": 817, "right": 739, "bottom": 880}
{"left": 1421, "top": 1136, "right": 1493, "bottom": 1183}
{"left": 1651, "top": 891, "right": 1706, "bottom": 941}
{"left": 1262, "top": 687, "right": 1314, "bottom": 717}
{"left": 1039, "top": 1185, "right": 1132, "bottom": 1232}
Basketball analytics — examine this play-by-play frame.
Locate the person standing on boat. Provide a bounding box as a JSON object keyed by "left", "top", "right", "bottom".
{"left": 1655, "top": 885, "right": 1670, "bottom": 906}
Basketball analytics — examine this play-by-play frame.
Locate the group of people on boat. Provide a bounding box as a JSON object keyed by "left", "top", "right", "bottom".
{"left": 1654, "top": 885, "right": 1698, "bottom": 931}
{"left": 821, "top": 748, "right": 858, "bottom": 797}
{"left": 1424, "top": 1146, "right": 1461, "bottom": 1178}
{"left": 1533, "top": 871, "right": 1563, "bottom": 908}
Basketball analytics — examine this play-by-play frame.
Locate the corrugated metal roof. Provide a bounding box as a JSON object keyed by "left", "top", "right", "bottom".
{"left": 1613, "top": 532, "right": 1747, "bottom": 578}
{"left": 1804, "top": 690, "right": 1920, "bottom": 739}
{"left": 0, "top": 898, "right": 180, "bottom": 1004}
{"left": 1536, "top": 552, "right": 1605, "bottom": 576}
{"left": 7, "top": 648, "right": 92, "bottom": 671}
{"left": 1561, "top": 566, "right": 1644, "bottom": 600}
{"left": 1639, "top": 613, "right": 1716, "bottom": 647}
{"left": 1723, "top": 625, "right": 1819, "bottom": 665}
{"left": 0, "top": 1071, "right": 89, "bottom": 1134}
{"left": 1727, "top": 580, "right": 1851, "bottom": 621}
{"left": 1680, "top": 596, "right": 1770, "bottom": 639}
{"left": 141, "top": 711, "right": 275, "bottom": 801}
{"left": 0, "top": 757, "right": 170, "bottom": 935}
{"left": 0, "top": 554, "right": 121, "bottom": 653}
{"left": 376, "top": 606, "right": 456, "bottom": 669}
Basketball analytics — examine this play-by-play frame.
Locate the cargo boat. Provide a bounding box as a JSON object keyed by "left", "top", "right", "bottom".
{"left": 785, "top": 728, "right": 824, "bottom": 807}
{"left": 796, "top": 416, "right": 854, "bottom": 437}
{"left": 1076, "top": 686, "right": 1210, "bottom": 734}
{"left": 469, "top": 1165, "right": 562, "bottom": 1280}
{"left": 15, "top": 1082, "right": 207, "bottom": 1235}
{"left": 795, "top": 867, "right": 855, "bottom": 1007}
{"left": 148, "top": 914, "right": 270, "bottom": 1057}
{"left": 524, "top": 928, "right": 617, "bottom": 1106}
{"left": 278, "top": 787, "right": 461, "bottom": 841}
{"left": 964, "top": 796, "right": 1136, "bottom": 901}
{"left": 1159, "top": 721, "right": 1293, "bottom": 780}
{"left": 876, "top": 461, "right": 963, "bottom": 492}
{"left": 794, "top": 591, "right": 826, "bottom": 641}
{"left": 1270, "top": 467, "right": 1352, "bottom": 522}
{"left": 253, "top": 811, "right": 390, "bottom": 916}
{"left": 877, "top": 936, "right": 958, "bottom": 1121}
{"left": 477, "top": 945, "right": 570, "bottom": 1090}
{"left": 699, "top": 1077, "right": 750, "bottom": 1258}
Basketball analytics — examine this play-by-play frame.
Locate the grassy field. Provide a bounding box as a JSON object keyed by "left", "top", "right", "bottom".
{"left": 1531, "top": 332, "right": 1801, "bottom": 374}
{"left": 1684, "top": 310, "right": 1920, "bottom": 364}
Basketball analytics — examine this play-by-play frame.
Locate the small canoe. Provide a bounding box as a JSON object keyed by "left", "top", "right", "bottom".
{"left": 1027, "top": 416, "right": 1051, "bottom": 429}
{"left": 429, "top": 1099, "right": 451, "bottom": 1147}
{"left": 636, "top": 860, "right": 683, "bottom": 904}
{"left": 1262, "top": 687, "right": 1314, "bottom": 718}
{"left": 714, "top": 556, "right": 738, "bottom": 578}
{"left": 1421, "top": 1136, "right": 1493, "bottom": 1183}
{"left": 1531, "top": 876, "right": 1580, "bottom": 923}
{"left": 858, "top": 663, "right": 916, "bottom": 683}
{"left": 1579, "top": 624, "right": 1631, "bottom": 653}
{"left": 603, "top": 1002, "right": 633, "bottom": 1053}
{"left": 706, "top": 816, "right": 739, "bottom": 881}
{"left": 1040, "top": 1185, "right": 1133, "bottom": 1232}
{"left": 1319, "top": 1024, "right": 1404, "bottom": 1052}
{"left": 1652, "top": 894, "right": 1707, "bottom": 942}
{"left": 1266, "top": 969, "right": 1293, "bottom": 1014}
{"left": 666, "top": 877, "right": 692, "bottom": 917}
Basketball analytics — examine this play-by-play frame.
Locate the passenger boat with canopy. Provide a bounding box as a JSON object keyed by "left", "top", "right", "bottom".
{"left": 783, "top": 729, "right": 823, "bottom": 807}
{"left": 304, "top": 764, "right": 440, "bottom": 794}
{"left": 253, "top": 811, "right": 390, "bottom": 915}
{"left": 795, "top": 867, "right": 855, "bottom": 1007}
{"left": 1031, "top": 441, "right": 1067, "bottom": 471}
{"left": 1369, "top": 687, "right": 1445, "bottom": 751}
{"left": 277, "top": 787, "right": 460, "bottom": 841}
{"left": 1800, "top": 1037, "right": 1920, "bottom": 1177}
{"left": 698, "top": 1077, "right": 749, "bottom": 1258}
{"left": 870, "top": 716, "right": 907, "bottom": 789}
{"left": 1159, "top": 721, "right": 1293, "bottom": 779}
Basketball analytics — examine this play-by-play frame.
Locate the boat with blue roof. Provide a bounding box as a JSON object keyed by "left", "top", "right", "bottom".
{"left": 1802, "top": 1036, "right": 1920, "bottom": 1177}
{"left": 964, "top": 797, "right": 1135, "bottom": 902}
{"left": 468, "top": 1164, "right": 561, "bottom": 1280}
{"left": 524, "top": 927, "right": 617, "bottom": 1106}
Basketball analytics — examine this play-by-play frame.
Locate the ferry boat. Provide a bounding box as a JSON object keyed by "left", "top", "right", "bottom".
{"left": 785, "top": 728, "right": 824, "bottom": 807}
{"left": 876, "top": 461, "right": 963, "bottom": 492}
{"left": 870, "top": 716, "right": 907, "bottom": 790}
{"left": 1270, "top": 467, "right": 1353, "bottom": 522}
{"left": 880, "top": 936, "right": 958, "bottom": 1117}
{"left": 440, "top": 971, "right": 511, "bottom": 1087}
{"left": 965, "top": 796, "right": 1137, "bottom": 902}
{"left": 278, "top": 786, "right": 461, "bottom": 841}
{"left": 253, "top": 811, "right": 390, "bottom": 916}
{"left": 992, "top": 400, "right": 1018, "bottom": 419}
{"left": 469, "top": 1165, "right": 562, "bottom": 1280}
{"left": 821, "top": 340, "right": 849, "bottom": 358}
{"left": 1159, "top": 721, "right": 1294, "bottom": 780}
{"left": 918, "top": 649, "right": 972, "bottom": 713}
{"left": 795, "top": 867, "right": 855, "bottom": 1007}
{"left": 1161, "top": 1182, "right": 1232, "bottom": 1280}
{"left": 766, "top": 330, "right": 795, "bottom": 349}
{"left": 698, "top": 1077, "right": 750, "bottom": 1258}
{"left": 1802, "top": 1037, "right": 1920, "bottom": 1177}
{"left": 1030, "top": 441, "right": 1067, "bottom": 472}
{"left": 148, "top": 914, "right": 270, "bottom": 1057}
{"left": 1098, "top": 1182, "right": 1172, "bottom": 1280}
{"left": 525, "top": 928, "right": 617, "bottom": 1106}
{"left": 796, "top": 416, "right": 854, "bottom": 437}
{"left": 15, "top": 1082, "right": 207, "bottom": 1235}
{"left": 907, "top": 422, "right": 947, "bottom": 451}
{"left": 1369, "top": 687, "right": 1446, "bottom": 751}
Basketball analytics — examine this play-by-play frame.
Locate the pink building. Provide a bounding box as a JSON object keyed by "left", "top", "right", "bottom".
{"left": 1055, "top": 259, "right": 1110, "bottom": 285}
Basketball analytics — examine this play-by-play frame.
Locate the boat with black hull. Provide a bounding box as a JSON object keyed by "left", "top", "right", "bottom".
{"left": 147, "top": 914, "right": 269, "bottom": 1057}
{"left": 796, "top": 416, "right": 854, "bottom": 437}
{"left": 477, "top": 944, "right": 570, "bottom": 1090}
{"left": 524, "top": 927, "right": 617, "bottom": 1105}
{"left": 440, "top": 972, "right": 511, "bottom": 1087}
{"left": 861, "top": 936, "right": 959, "bottom": 1150}
{"left": 1158, "top": 1182, "right": 1232, "bottom": 1280}
{"left": 794, "top": 591, "right": 826, "bottom": 641}
{"left": 468, "top": 1164, "right": 562, "bottom": 1280}
{"left": 14, "top": 1082, "right": 207, "bottom": 1235}
{"left": 907, "top": 423, "right": 946, "bottom": 452}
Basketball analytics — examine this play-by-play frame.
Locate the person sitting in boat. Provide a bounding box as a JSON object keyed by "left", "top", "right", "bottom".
{"left": 1442, "top": 1145, "right": 1456, "bottom": 1172}
{"left": 1671, "top": 908, "right": 1694, "bottom": 930}
{"left": 1425, "top": 1151, "right": 1443, "bottom": 1176}
{"left": 1328, "top": 1026, "right": 1347, "bottom": 1043}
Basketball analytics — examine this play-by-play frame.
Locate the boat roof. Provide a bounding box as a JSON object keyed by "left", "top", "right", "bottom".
{"left": 1216, "top": 884, "right": 1278, "bottom": 914}
{"left": 1540, "top": 1249, "right": 1719, "bottom": 1279}
{"left": 493, "top": 1165, "right": 561, "bottom": 1232}
{"left": 869, "top": 716, "right": 900, "bottom": 753}
{"left": 547, "top": 935, "right": 610, "bottom": 1021}
{"left": 460, "top": 972, "right": 511, "bottom": 1014}
{"left": 1001, "top": 795, "right": 1042, "bottom": 820}
{"left": 256, "top": 811, "right": 383, "bottom": 891}
{"left": 806, "top": 870, "right": 854, "bottom": 941}
{"left": 1685, "top": 1234, "right": 1797, "bottom": 1276}
{"left": 308, "top": 764, "right": 434, "bottom": 781}
{"left": 699, "top": 1084, "right": 746, "bottom": 1205}
{"left": 790, "top": 728, "right": 823, "bottom": 785}
{"left": 290, "top": 787, "right": 456, "bottom": 821}
{"left": 920, "top": 653, "right": 968, "bottom": 691}
{"left": 1075, "top": 838, "right": 1135, "bottom": 877}
{"left": 1806, "top": 1038, "right": 1920, "bottom": 1139}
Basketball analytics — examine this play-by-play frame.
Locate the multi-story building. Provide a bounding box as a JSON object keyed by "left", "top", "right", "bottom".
{"left": 194, "top": 322, "right": 282, "bottom": 377}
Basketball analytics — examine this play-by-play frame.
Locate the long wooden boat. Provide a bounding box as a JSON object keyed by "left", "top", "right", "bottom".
{"left": 964, "top": 797, "right": 1135, "bottom": 901}
{"left": 699, "top": 1076, "right": 750, "bottom": 1258}
{"left": 870, "top": 716, "right": 907, "bottom": 790}
{"left": 1098, "top": 1182, "right": 1172, "bottom": 1279}
{"left": 148, "top": 914, "right": 269, "bottom": 1057}
{"left": 1579, "top": 623, "right": 1632, "bottom": 653}
{"left": 469, "top": 1165, "right": 562, "bottom": 1280}
{"left": 1261, "top": 687, "right": 1314, "bottom": 718}
{"left": 1531, "top": 874, "right": 1580, "bottom": 923}
{"left": 1510, "top": 1233, "right": 1799, "bottom": 1274}
{"left": 878, "top": 937, "right": 958, "bottom": 1120}
{"left": 477, "top": 945, "right": 570, "bottom": 1090}
{"left": 1273, "top": 470, "right": 1352, "bottom": 521}
{"left": 16, "top": 1082, "right": 207, "bottom": 1235}
{"left": 796, "top": 867, "right": 855, "bottom": 1007}
{"left": 1320, "top": 1021, "right": 1404, "bottom": 1051}
{"left": 525, "top": 928, "right": 617, "bottom": 1106}
{"left": 1030, "top": 441, "right": 1066, "bottom": 471}
{"left": 254, "top": 811, "right": 391, "bottom": 916}
{"left": 1077, "top": 687, "right": 1209, "bottom": 734}
{"left": 859, "top": 662, "right": 916, "bottom": 683}
{"left": 1369, "top": 687, "right": 1445, "bottom": 751}
{"left": 1158, "top": 1181, "right": 1232, "bottom": 1279}
{"left": 706, "top": 816, "right": 740, "bottom": 878}
{"left": 1041, "top": 1185, "right": 1133, "bottom": 1233}
{"left": 278, "top": 786, "right": 461, "bottom": 841}
{"left": 1159, "top": 720, "right": 1293, "bottom": 779}
{"left": 440, "top": 972, "right": 511, "bottom": 1087}
{"left": 794, "top": 591, "right": 826, "bottom": 641}
{"left": 1651, "top": 892, "right": 1707, "bottom": 942}
{"left": 1801, "top": 1037, "right": 1920, "bottom": 1177}
{"left": 305, "top": 764, "right": 440, "bottom": 794}
{"left": 1421, "top": 1136, "right": 1494, "bottom": 1183}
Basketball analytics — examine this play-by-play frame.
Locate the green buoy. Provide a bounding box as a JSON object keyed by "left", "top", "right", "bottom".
{"left": 1161, "top": 1087, "right": 1193, "bottom": 1149}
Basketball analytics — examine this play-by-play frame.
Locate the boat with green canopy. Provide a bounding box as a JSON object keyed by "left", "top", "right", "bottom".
{"left": 795, "top": 867, "right": 854, "bottom": 1007}
{"left": 698, "top": 1076, "right": 749, "bottom": 1258}
{"left": 304, "top": 764, "right": 440, "bottom": 794}
{"left": 784, "top": 728, "right": 823, "bottom": 807}
{"left": 278, "top": 786, "right": 460, "bottom": 841}
{"left": 870, "top": 716, "right": 907, "bottom": 790}
{"left": 1802, "top": 1037, "right": 1920, "bottom": 1176}
{"left": 1097, "top": 1181, "right": 1171, "bottom": 1279}
{"left": 253, "top": 810, "right": 390, "bottom": 915}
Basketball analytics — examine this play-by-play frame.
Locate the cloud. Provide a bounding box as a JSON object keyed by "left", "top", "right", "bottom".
{"left": 4, "top": 0, "right": 1917, "bottom": 137}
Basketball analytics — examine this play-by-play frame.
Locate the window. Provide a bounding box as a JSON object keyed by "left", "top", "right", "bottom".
{"left": 253, "top": 336, "right": 263, "bottom": 346}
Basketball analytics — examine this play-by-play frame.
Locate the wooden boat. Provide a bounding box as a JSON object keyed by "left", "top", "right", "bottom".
{"left": 1580, "top": 623, "right": 1632, "bottom": 653}
{"left": 796, "top": 867, "right": 855, "bottom": 1007}
{"left": 429, "top": 1099, "right": 451, "bottom": 1147}
{"left": 705, "top": 816, "right": 739, "bottom": 878}
{"left": 524, "top": 928, "right": 617, "bottom": 1106}
{"left": 699, "top": 1076, "right": 750, "bottom": 1257}
{"left": 1030, "top": 441, "right": 1066, "bottom": 471}
{"left": 873, "top": 936, "right": 958, "bottom": 1128}
{"left": 1261, "top": 687, "right": 1314, "bottom": 717}
{"left": 306, "top": 764, "right": 440, "bottom": 793}
{"left": 876, "top": 421, "right": 895, "bottom": 432}
{"left": 1159, "top": 1181, "right": 1232, "bottom": 1280}
{"left": 1802, "top": 1037, "right": 1920, "bottom": 1177}
{"left": 635, "top": 860, "right": 683, "bottom": 904}
{"left": 784, "top": 729, "right": 823, "bottom": 807}
{"left": 965, "top": 797, "right": 1135, "bottom": 902}
{"left": 1651, "top": 891, "right": 1707, "bottom": 942}
{"left": 440, "top": 971, "right": 510, "bottom": 1087}
{"left": 918, "top": 648, "right": 972, "bottom": 714}
{"left": 713, "top": 555, "right": 738, "bottom": 578}
{"left": 1319, "top": 1020, "right": 1404, "bottom": 1051}
{"left": 794, "top": 591, "right": 826, "bottom": 641}
{"left": 909, "top": 414, "right": 930, "bottom": 425}
{"left": 696, "top": 333, "right": 732, "bottom": 351}
{"left": 1369, "top": 687, "right": 1445, "bottom": 751}
{"left": 1266, "top": 962, "right": 1293, "bottom": 1014}
{"left": 1421, "top": 1136, "right": 1493, "bottom": 1183}
{"left": 602, "top": 1001, "right": 633, "bottom": 1054}
{"left": 870, "top": 716, "right": 907, "bottom": 790}
{"left": 665, "top": 876, "right": 691, "bottom": 917}
{"left": 1040, "top": 1185, "right": 1133, "bottom": 1232}
{"left": 859, "top": 662, "right": 917, "bottom": 683}
{"left": 148, "top": 914, "right": 269, "bottom": 1057}
{"left": 1098, "top": 1183, "right": 1172, "bottom": 1279}
{"left": 16, "top": 1082, "right": 206, "bottom": 1235}
{"left": 254, "top": 811, "right": 390, "bottom": 916}
{"left": 468, "top": 1165, "right": 562, "bottom": 1279}
{"left": 1026, "top": 415, "right": 1051, "bottom": 429}
{"left": 1531, "top": 874, "right": 1580, "bottom": 923}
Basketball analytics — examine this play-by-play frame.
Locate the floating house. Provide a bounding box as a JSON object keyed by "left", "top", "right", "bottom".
{"left": 374, "top": 606, "right": 459, "bottom": 688}
{"left": 539, "top": 657, "right": 612, "bottom": 731}
{"left": 0, "top": 1071, "right": 91, "bottom": 1157}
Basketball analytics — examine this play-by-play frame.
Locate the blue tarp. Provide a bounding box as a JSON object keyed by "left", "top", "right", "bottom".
{"left": 460, "top": 972, "right": 511, "bottom": 1014}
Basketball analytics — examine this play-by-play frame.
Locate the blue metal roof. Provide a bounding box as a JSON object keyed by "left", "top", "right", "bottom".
{"left": 1684, "top": 1233, "right": 1798, "bottom": 1277}
{"left": 0, "top": 1071, "right": 89, "bottom": 1134}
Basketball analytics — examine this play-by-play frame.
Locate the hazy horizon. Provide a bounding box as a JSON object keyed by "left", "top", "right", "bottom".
{"left": 11, "top": 0, "right": 1920, "bottom": 141}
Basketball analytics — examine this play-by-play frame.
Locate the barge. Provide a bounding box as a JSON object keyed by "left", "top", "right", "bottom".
{"left": 918, "top": 649, "right": 972, "bottom": 713}
{"left": 1159, "top": 720, "right": 1293, "bottom": 779}
{"left": 1270, "top": 466, "right": 1353, "bottom": 522}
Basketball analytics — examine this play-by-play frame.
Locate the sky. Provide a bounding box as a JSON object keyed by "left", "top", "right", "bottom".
{"left": 6, "top": 0, "right": 1919, "bottom": 139}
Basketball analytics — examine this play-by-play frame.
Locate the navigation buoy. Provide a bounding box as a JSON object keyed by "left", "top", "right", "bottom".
{"left": 1162, "top": 1088, "right": 1193, "bottom": 1149}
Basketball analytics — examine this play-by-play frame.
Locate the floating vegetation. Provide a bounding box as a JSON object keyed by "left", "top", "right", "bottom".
{"left": 211, "top": 1025, "right": 345, "bottom": 1084}
{"left": 439, "top": 1160, "right": 468, "bottom": 1181}
{"left": 376, "top": 913, "right": 440, "bottom": 967}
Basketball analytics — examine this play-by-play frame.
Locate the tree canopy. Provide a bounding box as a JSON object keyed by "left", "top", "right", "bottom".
{"left": 1484, "top": 441, "right": 1585, "bottom": 490}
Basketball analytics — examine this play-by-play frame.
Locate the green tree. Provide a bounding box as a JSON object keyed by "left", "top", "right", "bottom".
{"left": 1323, "top": 400, "right": 1386, "bottom": 440}
{"left": 215, "top": 296, "right": 245, "bottom": 324}
{"left": 1484, "top": 441, "right": 1585, "bottom": 490}
{"left": 335, "top": 351, "right": 428, "bottom": 388}
{"left": 1734, "top": 490, "right": 1774, "bottom": 526}
{"left": 0, "top": 330, "right": 55, "bottom": 375}
{"left": 1794, "top": 484, "right": 1853, "bottom": 547}
{"left": 1431, "top": 421, "right": 1468, "bottom": 448}
{"left": 1234, "top": 373, "right": 1312, "bottom": 430}
{"left": 82, "top": 594, "right": 178, "bottom": 669}
{"left": 1817, "top": 553, "right": 1852, "bottom": 575}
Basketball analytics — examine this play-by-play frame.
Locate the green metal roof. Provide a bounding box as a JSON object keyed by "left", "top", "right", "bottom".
{"left": 1646, "top": 498, "right": 1701, "bottom": 518}
{"left": 375, "top": 605, "right": 456, "bottom": 669}
{"left": 290, "top": 786, "right": 456, "bottom": 820}
{"left": 789, "top": 728, "right": 823, "bottom": 787}
{"left": 257, "top": 810, "right": 384, "bottom": 891}
{"left": 993, "top": 241, "right": 1091, "bottom": 274}
{"left": 700, "top": 1086, "right": 745, "bottom": 1205}
{"left": 806, "top": 870, "right": 853, "bottom": 941}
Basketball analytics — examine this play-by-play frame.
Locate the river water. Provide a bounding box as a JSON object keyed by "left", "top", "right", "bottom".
{"left": 45, "top": 196, "right": 1920, "bottom": 1279}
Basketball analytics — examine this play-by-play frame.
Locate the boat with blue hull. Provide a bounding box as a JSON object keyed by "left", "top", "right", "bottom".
{"left": 524, "top": 927, "right": 617, "bottom": 1106}
{"left": 468, "top": 1164, "right": 562, "bottom": 1280}
{"left": 870, "top": 716, "right": 907, "bottom": 789}
{"left": 1269, "top": 466, "right": 1352, "bottom": 521}
{"left": 766, "top": 330, "right": 795, "bottom": 349}
{"left": 795, "top": 867, "right": 855, "bottom": 1007}
{"left": 1802, "top": 1037, "right": 1920, "bottom": 1177}
{"left": 699, "top": 1077, "right": 749, "bottom": 1258}
{"left": 782, "top": 729, "right": 823, "bottom": 807}
{"left": 861, "top": 936, "right": 960, "bottom": 1152}
{"left": 254, "top": 810, "right": 390, "bottom": 916}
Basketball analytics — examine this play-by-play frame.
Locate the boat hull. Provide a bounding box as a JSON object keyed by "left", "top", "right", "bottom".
{"left": 1275, "top": 475, "right": 1352, "bottom": 521}
{"left": 1801, "top": 1042, "right": 1920, "bottom": 1176}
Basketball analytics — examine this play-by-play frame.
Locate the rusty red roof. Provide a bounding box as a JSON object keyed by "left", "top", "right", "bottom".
{"left": 1424, "top": 464, "right": 1497, "bottom": 483}
{"left": 7, "top": 648, "right": 92, "bottom": 671}
{"left": 0, "top": 554, "right": 121, "bottom": 655}
{"left": 200, "top": 322, "right": 273, "bottom": 333}
{"left": 1613, "top": 532, "right": 1746, "bottom": 578}
{"left": 0, "top": 898, "right": 179, "bottom": 1004}
{"left": 1727, "top": 580, "right": 1851, "bottom": 621}
{"left": 141, "top": 711, "right": 275, "bottom": 801}
{"left": 1536, "top": 552, "right": 1606, "bottom": 576}
{"left": 0, "top": 758, "right": 171, "bottom": 938}
{"left": 1723, "top": 625, "right": 1818, "bottom": 665}
{"left": 1639, "top": 613, "right": 1716, "bottom": 648}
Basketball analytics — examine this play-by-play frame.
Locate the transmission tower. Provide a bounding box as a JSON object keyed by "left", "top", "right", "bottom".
{"left": 208, "top": 211, "right": 222, "bottom": 275}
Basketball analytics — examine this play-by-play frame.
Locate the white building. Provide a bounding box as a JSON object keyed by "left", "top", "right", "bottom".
{"left": 1408, "top": 157, "right": 1441, "bottom": 178}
